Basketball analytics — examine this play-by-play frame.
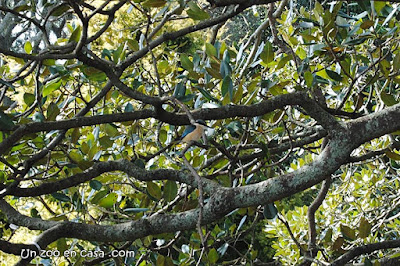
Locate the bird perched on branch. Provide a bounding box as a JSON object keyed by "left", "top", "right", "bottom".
{"left": 181, "top": 120, "right": 211, "bottom": 143}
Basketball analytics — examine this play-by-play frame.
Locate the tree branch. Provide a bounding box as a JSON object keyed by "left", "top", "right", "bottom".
{"left": 330, "top": 239, "right": 400, "bottom": 266}
{"left": 3, "top": 160, "right": 220, "bottom": 197}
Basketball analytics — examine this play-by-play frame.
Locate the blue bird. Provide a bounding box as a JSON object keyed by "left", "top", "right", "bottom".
{"left": 180, "top": 120, "right": 210, "bottom": 143}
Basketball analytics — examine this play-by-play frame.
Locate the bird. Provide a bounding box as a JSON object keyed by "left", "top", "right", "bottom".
{"left": 180, "top": 120, "right": 210, "bottom": 143}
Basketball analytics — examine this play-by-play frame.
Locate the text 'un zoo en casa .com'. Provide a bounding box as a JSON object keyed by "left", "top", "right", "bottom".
{"left": 21, "top": 248, "right": 135, "bottom": 259}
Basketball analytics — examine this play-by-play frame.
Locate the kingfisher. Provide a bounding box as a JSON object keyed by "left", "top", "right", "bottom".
{"left": 180, "top": 120, "right": 210, "bottom": 143}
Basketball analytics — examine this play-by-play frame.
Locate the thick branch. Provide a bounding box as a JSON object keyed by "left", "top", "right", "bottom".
{"left": 1, "top": 100, "right": 399, "bottom": 261}
{"left": 348, "top": 103, "right": 400, "bottom": 148}
{"left": 4, "top": 160, "right": 220, "bottom": 197}
{"left": 0, "top": 199, "right": 58, "bottom": 231}
{"left": 0, "top": 92, "right": 337, "bottom": 156}
{"left": 0, "top": 240, "right": 37, "bottom": 256}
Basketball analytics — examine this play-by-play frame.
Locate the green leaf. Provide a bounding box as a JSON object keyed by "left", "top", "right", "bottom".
{"left": 124, "top": 208, "right": 149, "bottom": 213}
{"left": 177, "top": 94, "right": 195, "bottom": 102}
{"left": 220, "top": 60, "right": 231, "bottom": 77}
{"left": 69, "top": 25, "right": 82, "bottom": 43}
{"left": 221, "top": 76, "right": 233, "bottom": 101}
{"left": 0, "top": 111, "right": 15, "bottom": 131}
{"left": 340, "top": 224, "right": 356, "bottom": 240}
{"left": 360, "top": 20, "right": 374, "bottom": 29}
{"left": 208, "top": 248, "right": 219, "bottom": 264}
{"left": 314, "top": 1, "right": 324, "bottom": 16}
{"left": 393, "top": 53, "right": 400, "bottom": 72}
{"left": 90, "top": 190, "right": 109, "bottom": 204}
{"left": 46, "top": 102, "right": 60, "bottom": 121}
{"left": 358, "top": 217, "right": 371, "bottom": 238}
{"left": 71, "top": 128, "right": 80, "bottom": 143}
{"left": 127, "top": 39, "right": 139, "bottom": 51}
{"left": 326, "top": 70, "right": 343, "bottom": 82}
{"left": 217, "top": 243, "right": 229, "bottom": 256}
{"left": 181, "top": 54, "right": 194, "bottom": 71}
{"left": 237, "top": 215, "right": 247, "bottom": 232}
{"left": 147, "top": 181, "right": 162, "bottom": 200}
{"left": 113, "top": 43, "right": 125, "bottom": 63}
{"left": 105, "top": 123, "right": 119, "bottom": 137}
{"left": 374, "top": 1, "right": 386, "bottom": 15}
{"left": 51, "top": 4, "right": 70, "bottom": 17}
{"left": 0, "top": 79, "right": 15, "bottom": 90}
{"left": 125, "top": 103, "right": 134, "bottom": 112}
{"left": 156, "top": 255, "right": 165, "bottom": 265}
{"left": 43, "top": 79, "right": 62, "bottom": 97}
{"left": 205, "top": 43, "right": 217, "bottom": 57}
{"left": 332, "top": 237, "right": 344, "bottom": 250}
{"left": 69, "top": 150, "right": 83, "bottom": 163}
{"left": 99, "top": 136, "right": 113, "bottom": 149}
{"left": 321, "top": 228, "right": 332, "bottom": 243}
{"left": 43, "top": 59, "right": 56, "bottom": 66}
{"left": 344, "top": 38, "right": 367, "bottom": 46}
{"left": 24, "top": 41, "right": 32, "bottom": 54}
{"left": 276, "top": 56, "right": 291, "bottom": 69}
{"left": 98, "top": 192, "right": 118, "bottom": 208}
{"left": 23, "top": 93, "right": 35, "bottom": 106}
{"left": 164, "top": 180, "right": 178, "bottom": 202}
{"left": 174, "top": 82, "right": 186, "bottom": 97}
{"left": 385, "top": 151, "right": 400, "bottom": 161}
{"left": 52, "top": 192, "right": 70, "bottom": 202}
{"left": 263, "top": 203, "right": 278, "bottom": 219}
{"left": 14, "top": 4, "right": 30, "bottom": 12}
{"left": 56, "top": 238, "right": 68, "bottom": 254}
{"left": 227, "top": 121, "right": 243, "bottom": 138}
{"left": 304, "top": 71, "right": 313, "bottom": 88}
{"left": 142, "top": 0, "right": 166, "bottom": 7}
{"left": 260, "top": 41, "right": 274, "bottom": 64}
{"left": 83, "top": 67, "right": 107, "bottom": 82}
{"left": 131, "top": 79, "right": 142, "bottom": 90}
{"left": 89, "top": 180, "right": 103, "bottom": 191}
{"left": 381, "top": 92, "right": 398, "bottom": 106}
{"left": 206, "top": 66, "right": 223, "bottom": 79}
{"left": 314, "top": 75, "right": 329, "bottom": 85}
{"left": 78, "top": 160, "right": 93, "bottom": 171}
{"left": 187, "top": 2, "right": 210, "bottom": 20}
{"left": 0, "top": 172, "right": 5, "bottom": 183}
{"left": 197, "top": 87, "right": 219, "bottom": 102}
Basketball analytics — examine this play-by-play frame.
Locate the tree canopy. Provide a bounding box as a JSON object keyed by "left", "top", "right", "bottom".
{"left": 0, "top": 0, "right": 400, "bottom": 265}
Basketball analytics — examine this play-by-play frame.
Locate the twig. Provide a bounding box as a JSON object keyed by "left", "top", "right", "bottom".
{"left": 181, "top": 156, "right": 206, "bottom": 248}
{"left": 277, "top": 213, "right": 305, "bottom": 254}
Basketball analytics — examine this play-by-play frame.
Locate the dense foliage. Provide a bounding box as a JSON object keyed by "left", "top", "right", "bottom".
{"left": 0, "top": 0, "right": 400, "bottom": 265}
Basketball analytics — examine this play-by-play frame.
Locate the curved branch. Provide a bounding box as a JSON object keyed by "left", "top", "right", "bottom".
{"left": 0, "top": 109, "right": 155, "bottom": 155}
{"left": 1, "top": 100, "right": 399, "bottom": 263}
{"left": 330, "top": 239, "right": 400, "bottom": 266}
{"left": 0, "top": 240, "right": 38, "bottom": 256}
{"left": 4, "top": 160, "right": 220, "bottom": 197}
{"left": 0, "top": 92, "right": 337, "bottom": 156}
{"left": 304, "top": 176, "right": 331, "bottom": 265}
{"left": 0, "top": 6, "right": 49, "bottom": 45}
{"left": 119, "top": 3, "right": 249, "bottom": 70}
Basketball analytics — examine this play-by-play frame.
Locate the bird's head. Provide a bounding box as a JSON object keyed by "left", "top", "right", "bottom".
{"left": 195, "top": 119, "right": 211, "bottom": 128}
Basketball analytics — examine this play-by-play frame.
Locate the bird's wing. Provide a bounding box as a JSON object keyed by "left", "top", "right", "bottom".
{"left": 181, "top": 124, "right": 196, "bottom": 139}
